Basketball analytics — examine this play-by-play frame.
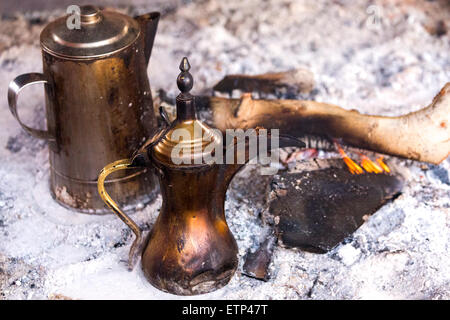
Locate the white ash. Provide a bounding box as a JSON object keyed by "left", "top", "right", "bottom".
{"left": 0, "top": 0, "right": 449, "bottom": 299}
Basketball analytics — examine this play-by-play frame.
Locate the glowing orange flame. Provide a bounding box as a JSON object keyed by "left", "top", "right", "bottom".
{"left": 334, "top": 141, "right": 364, "bottom": 174}
{"left": 360, "top": 154, "right": 383, "bottom": 173}
{"left": 334, "top": 141, "right": 391, "bottom": 175}
{"left": 376, "top": 156, "right": 391, "bottom": 173}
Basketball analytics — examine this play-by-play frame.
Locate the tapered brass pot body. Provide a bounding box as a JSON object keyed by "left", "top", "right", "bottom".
{"left": 97, "top": 58, "right": 240, "bottom": 294}
{"left": 8, "top": 6, "right": 160, "bottom": 213}
{"left": 97, "top": 58, "right": 305, "bottom": 295}
{"left": 142, "top": 163, "right": 239, "bottom": 295}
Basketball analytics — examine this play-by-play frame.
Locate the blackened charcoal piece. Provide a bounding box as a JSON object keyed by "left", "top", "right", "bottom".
{"left": 242, "top": 234, "right": 277, "bottom": 281}
{"left": 268, "top": 168, "right": 403, "bottom": 253}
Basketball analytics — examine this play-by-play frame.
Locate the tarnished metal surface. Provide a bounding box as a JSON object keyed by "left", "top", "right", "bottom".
{"left": 40, "top": 5, "right": 141, "bottom": 59}
{"left": 141, "top": 165, "right": 239, "bottom": 295}
{"left": 7, "top": 6, "right": 160, "bottom": 213}
{"left": 98, "top": 58, "right": 239, "bottom": 294}
{"left": 98, "top": 58, "right": 305, "bottom": 295}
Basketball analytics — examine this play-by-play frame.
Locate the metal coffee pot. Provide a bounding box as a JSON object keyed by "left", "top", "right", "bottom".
{"left": 98, "top": 58, "right": 305, "bottom": 295}
{"left": 8, "top": 5, "right": 160, "bottom": 213}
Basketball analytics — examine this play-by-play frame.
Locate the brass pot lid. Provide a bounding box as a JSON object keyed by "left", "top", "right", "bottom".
{"left": 151, "top": 58, "right": 223, "bottom": 167}
{"left": 40, "top": 5, "right": 140, "bottom": 59}
{"left": 152, "top": 119, "right": 223, "bottom": 166}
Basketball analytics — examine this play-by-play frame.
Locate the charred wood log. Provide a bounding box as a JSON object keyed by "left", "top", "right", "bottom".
{"left": 242, "top": 234, "right": 277, "bottom": 281}
{"left": 197, "top": 83, "right": 450, "bottom": 164}
{"left": 213, "top": 68, "right": 314, "bottom": 97}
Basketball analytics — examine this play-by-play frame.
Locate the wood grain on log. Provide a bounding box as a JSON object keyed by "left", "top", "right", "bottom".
{"left": 206, "top": 83, "right": 450, "bottom": 164}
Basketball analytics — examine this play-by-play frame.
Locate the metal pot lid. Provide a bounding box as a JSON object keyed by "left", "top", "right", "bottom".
{"left": 40, "top": 5, "right": 140, "bottom": 59}
{"left": 151, "top": 58, "right": 223, "bottom": 167}
{"left": 152, "top": 119, "right": 223, "bottom": 166}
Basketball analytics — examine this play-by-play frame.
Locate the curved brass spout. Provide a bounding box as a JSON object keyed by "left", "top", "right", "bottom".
{"left": 223, "top": 128, "right": 305, "bottom": 184}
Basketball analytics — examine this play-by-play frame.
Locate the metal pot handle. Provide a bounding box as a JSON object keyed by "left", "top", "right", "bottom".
{"left": 97, "top": 159, "right": 144, "bottom": 270}
{"left": 8, "top": 73, "right": 56, "bottom": 143}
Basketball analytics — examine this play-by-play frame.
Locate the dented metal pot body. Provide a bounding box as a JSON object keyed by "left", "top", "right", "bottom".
{"left": 8, "top": 6, "right": 160, "bottom": 213}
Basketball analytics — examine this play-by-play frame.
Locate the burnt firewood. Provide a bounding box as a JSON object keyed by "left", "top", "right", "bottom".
{"left": 242, "top": 234, "right": 277, "bottom": 281}
{"left": 212, "top": 69, "right": 314, "bottom": 97}
{"left": 199, "top": 83, "right": 450, "bottom": 164}
{"left": 267, "top": 164, "right": 404, "bottom": 253}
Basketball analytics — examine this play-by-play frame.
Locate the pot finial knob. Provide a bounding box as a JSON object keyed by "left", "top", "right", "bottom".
{"left": 177, "top": 57, "right": 193, "bottom": 94}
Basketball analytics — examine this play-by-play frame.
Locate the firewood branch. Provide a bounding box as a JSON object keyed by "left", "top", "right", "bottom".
{"left": 208, "top": 83, "right": 450, "bottom": 164}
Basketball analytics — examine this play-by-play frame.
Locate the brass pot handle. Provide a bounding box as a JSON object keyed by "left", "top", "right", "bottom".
{"left": 97, "top": 159, "right": 143, "bottom": 270}
{"left": 8, "top": 73, "right": 56, "bottom": 143}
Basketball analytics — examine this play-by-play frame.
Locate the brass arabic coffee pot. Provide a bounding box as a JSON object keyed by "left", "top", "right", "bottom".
{"left": 98, "top": 58, "right": 305, "bottom": 295}
{"left": 8, "top": 5, "right": 160, "bottom": 213}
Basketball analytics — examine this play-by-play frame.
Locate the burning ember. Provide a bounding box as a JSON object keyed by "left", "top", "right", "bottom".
{"left": 334, "top": 140, "right": 390, "bottom": 175}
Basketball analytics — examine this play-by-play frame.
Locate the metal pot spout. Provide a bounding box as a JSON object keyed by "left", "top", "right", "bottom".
{"left": 135, "top": 12, "right": 160, "bottom": 66}
{"left": 223, "top": 130, "right": 306, "bottom": 183}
